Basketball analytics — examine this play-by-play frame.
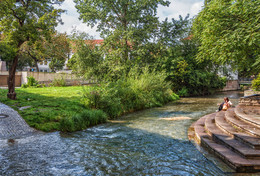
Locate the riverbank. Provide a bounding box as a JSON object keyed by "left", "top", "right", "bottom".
{"left": 0, "top": 84, "right": 178, "bottom": 132}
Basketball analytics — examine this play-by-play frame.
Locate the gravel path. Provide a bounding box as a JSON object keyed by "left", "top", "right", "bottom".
{"left": 0, "top": 103, "right": 36, "bottom": 139}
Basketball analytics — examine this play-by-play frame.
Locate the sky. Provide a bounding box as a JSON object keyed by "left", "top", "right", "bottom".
{"left": 55, "top": 0, "right": 204, "bottom": 39}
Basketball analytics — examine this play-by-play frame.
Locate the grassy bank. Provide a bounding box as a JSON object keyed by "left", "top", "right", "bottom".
{"left": 0, "top": 86, "right": 107, "bottom": 132}
{"left": 0, "top": 78, "right": 178, "bottom": 132}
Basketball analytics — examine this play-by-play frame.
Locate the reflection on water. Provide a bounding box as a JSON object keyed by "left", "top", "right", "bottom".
{"left": 1, "top": 91, "right": 255, "bottom": 175}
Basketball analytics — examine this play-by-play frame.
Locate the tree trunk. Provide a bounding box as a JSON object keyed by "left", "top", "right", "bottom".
{"left": 33, "top": 58, "right": 39, "bottom": 72}
{"left": 7, "top": 54, "right": 19, "bottom": 100}
{"left": 7, "top": 42, "right": 23, "bottom": 100}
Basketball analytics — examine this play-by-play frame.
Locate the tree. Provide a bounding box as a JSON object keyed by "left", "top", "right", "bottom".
{"left": 20, "top": 39, "right": 46, "bottom": 72}
{"left": 20, "top": 33, "right": 70, "bottom": 73}
{"left": 68, "top": 31, "right": 104, "bottom": 80}
{"left": 192, "top": 0, "right": 260, "bottom": 77}
{"left": 155, "top": 15, "right": 225, "bottom": 96}
{"left": 74, "top": 0, "right": 170, "bottom": 79}
{"left": 0, "top": 0, "right": 64, "bottom": 99}
{"left": 158, "top": 15, "right": 191, "bottom": 47}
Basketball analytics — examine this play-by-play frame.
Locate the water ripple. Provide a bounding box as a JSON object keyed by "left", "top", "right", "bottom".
{"left": 0, "top": 91, "right": 247, "bottom": 175}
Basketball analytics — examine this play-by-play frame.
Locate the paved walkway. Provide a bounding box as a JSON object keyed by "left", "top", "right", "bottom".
{"left": 0, "top": 103, "right": 36, "bottom": 139}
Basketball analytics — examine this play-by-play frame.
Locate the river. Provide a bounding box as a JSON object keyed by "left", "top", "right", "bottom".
{"left": 1, "top": 91, "right": 255, "bottom": 176}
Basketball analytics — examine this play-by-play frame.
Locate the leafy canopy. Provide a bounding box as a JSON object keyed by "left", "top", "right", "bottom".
{"left": 0, "top": 0, "right": 65, "bottom": 49}
{"left": 192, "top": 0, "right": 260, "bottom": 76}
{"left": 74, "top": 0, "right": 170, "bottom": 78}
{"left": 0, "top": 0, "right": 65, "bottom": 99}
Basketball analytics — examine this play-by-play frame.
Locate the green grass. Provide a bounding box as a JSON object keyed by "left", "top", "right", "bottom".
{"left": 0, "top": 86, "right": 101, "bottom": 132}
{"left": 0, "top": 78, "right": 178, "bottom": 132}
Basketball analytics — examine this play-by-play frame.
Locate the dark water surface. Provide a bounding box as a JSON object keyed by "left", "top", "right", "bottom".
{"left": 1, "top": 91, "right": 257, "bottom": 176}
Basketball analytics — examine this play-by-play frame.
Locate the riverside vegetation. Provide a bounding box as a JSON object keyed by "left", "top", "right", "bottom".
{"left": 0, "top": 70, "right": 178, "bottom": 132}
{"left": 1, "top": 0, "right": 258, "bottom": 133}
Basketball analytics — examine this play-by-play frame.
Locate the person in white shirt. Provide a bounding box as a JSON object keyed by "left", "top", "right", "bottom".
{"left": 218, "top": 97, "right": 232, "bottom": 111}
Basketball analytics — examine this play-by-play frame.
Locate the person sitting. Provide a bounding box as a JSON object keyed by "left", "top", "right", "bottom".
{"left": 218, "top": 97, "right": 232, "bottom": 111}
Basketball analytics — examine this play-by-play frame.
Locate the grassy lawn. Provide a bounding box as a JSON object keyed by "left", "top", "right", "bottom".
{"left": 0, "top": 76, "right": 178, "bottom": 132}
{"left": 0, "top": 86, "right": 91, "bottom": 131}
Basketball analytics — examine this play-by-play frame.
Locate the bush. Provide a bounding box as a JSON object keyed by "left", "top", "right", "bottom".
{"left": 177, "top": 87, "right": 189, "bottom": 97}
{"left": 82, "top": 68, "right": 179, "bottom": 119}
{"left": 27, "top": 76, "right": 38, "bottom": 86}
{"left": 21, "top": 76, "right": 44, "bottom": 88}
{"left": 50, "top": 77, "right": 66, "bottom": 87}
{"left": 60, "top": 109, "right": 107, "bottom": 132}
{"left": 252, "top": 74, "right": 260, "bottom": 91}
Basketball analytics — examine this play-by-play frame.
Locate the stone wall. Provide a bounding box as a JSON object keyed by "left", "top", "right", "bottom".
{"left": 0, "top": 71, "right": 91, "bottom": 87}
{"left": 239, "top": 94, "right": 260, "bottom": 106}
{"left": 244, "top": 90, "right": 260, "bottom": 97}
{"left": 0, "top": 71, "right": 22, "bottom": 87}
{"left": 221, "top": 80, "right": 240, "bottom": 91}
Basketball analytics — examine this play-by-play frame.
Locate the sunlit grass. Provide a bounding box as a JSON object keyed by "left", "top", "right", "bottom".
{"left": 0, "top": 86, "right": 95, "bottom": 132}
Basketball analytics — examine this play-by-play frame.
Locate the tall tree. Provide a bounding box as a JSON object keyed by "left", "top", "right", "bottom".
{"left": 0, "top": 0, "right": 64, "bottom": 99}
{"left": 192, "top": 0, "right": 260, "bottom": 76}
{"left": 74, "top": 0, "right": 170, "bottom": 79}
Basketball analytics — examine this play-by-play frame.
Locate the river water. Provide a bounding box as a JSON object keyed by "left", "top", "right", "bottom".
{"left": 1, "top": 91, "right": 255, "bottom": 176}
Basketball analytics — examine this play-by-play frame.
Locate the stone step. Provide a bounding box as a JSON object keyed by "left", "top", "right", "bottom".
{"left": 204, "top": 114, "right": 260, "bottom": 159}
{"left": 193, "top": 114, "right": 209, "bottom": 144}
{"left": 215, "top": 111, "right": 260, "bottom": 149}
{"left": 235, "top": 105, "right": 260, "bottom": 128}
{"left": 201, "top": 137, "right": 260, "bottom": 173}
{"left": 193, "top": 113, "right": 260, "bottom": 172}
{"left": 225, "top": 108, "right": 260, "bottom": 137}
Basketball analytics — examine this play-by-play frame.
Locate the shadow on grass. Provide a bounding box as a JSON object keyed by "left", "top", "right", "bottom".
{"left": 0, "top": 87, "right": 89, "bottom": 132}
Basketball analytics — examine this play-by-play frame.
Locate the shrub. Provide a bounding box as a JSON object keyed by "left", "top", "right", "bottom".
{"left": 81, "top": 68, "right": 179, "bottom": 119}
{"left": 177, "top": 87, "right": 189, "bottom": 97}
{"left": 60, "top": 109, "right": 107, "bottom": 132}
{"left": 50, "top": 77, "right": 66, "bottom": 87}
{"left": 27, "top": 76, "right": 38, "bottom": 86}
{"left": 22, "top": 76, "right": 44, "bottom": 88}
{"left": 252, "top": 74, "right": 260, "bottom": 91}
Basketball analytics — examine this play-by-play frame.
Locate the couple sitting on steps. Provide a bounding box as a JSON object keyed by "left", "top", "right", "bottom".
{"left": 218, "top": 97, "right": 232, "bottom": 111}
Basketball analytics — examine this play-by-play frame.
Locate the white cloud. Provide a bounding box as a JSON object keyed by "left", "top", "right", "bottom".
{"left": 55, "top": 0, "right": 101, "bottom": 38}
{"left": 157, "top": 0, "right": 204, "bottom": 20}
{"left": 55, "top": 0, "right": 204, "bottom": 38}
{"left": 190, "top": 1, "right": 204, "bottom": 17}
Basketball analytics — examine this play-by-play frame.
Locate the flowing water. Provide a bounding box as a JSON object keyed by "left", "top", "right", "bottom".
{"left": 1, "top": 91, "right": 257, "bottom": 176}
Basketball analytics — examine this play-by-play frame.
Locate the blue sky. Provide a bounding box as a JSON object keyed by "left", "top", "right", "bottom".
{"left": 55, "top": 0, "right": 204, "bottom": 38}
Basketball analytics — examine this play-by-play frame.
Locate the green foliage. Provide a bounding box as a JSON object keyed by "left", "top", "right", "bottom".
{"left": 192, "top": 0, "right": 260, "bottom": 76}
{"left": 252, "top": 74, "right": 260, "bottom": 91}
{"left": 21, "top": 76, "right": 45, "bottom": 88}
{"left": 60, "top": 109, "right": 107, "bottom": 132}
{"left": 161, "top": 35, "right": 225, "bottom": 96}
{"left": 27, "top": 76, "right": 38, "bottom": 87}
{"left": 158, "top": 15, "right": 191, "bottom": 47}
{"left": 69, "top": 31, "right": 104, "bottom": 80}
{"left": 178, "top": 87, "right": 189, "bottom": 97}
{"left": 49, "top": 77, "right": 66, "bottom": 87}
{"left": 0, "top": 0, "right": 65, "bottom": 98}
{"left": 74, "top": 0, "right": 170, "bottom": 80}
{"left": 82, "top": 68, "right": 179, "bottom": 119}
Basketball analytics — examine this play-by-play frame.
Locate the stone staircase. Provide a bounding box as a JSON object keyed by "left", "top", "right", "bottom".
{"left": 188, "top": 94, "right": 260, "bottom": 172}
